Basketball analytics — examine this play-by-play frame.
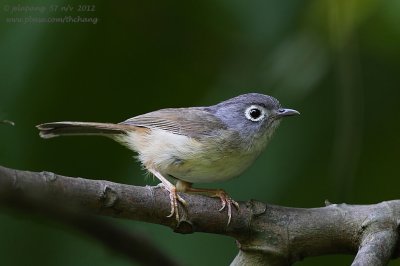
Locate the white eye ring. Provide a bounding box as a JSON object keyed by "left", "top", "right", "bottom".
{"left": 245, "top": 105, "right": 266, "bottom": 122}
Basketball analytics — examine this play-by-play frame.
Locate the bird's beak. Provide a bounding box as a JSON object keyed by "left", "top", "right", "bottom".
{"left": 275, "top": 108, "right": 300, "bottom": 118}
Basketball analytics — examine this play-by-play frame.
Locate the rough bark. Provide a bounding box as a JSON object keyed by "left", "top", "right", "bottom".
{"left": 1, "top": 165, "right": 399, "bottom": 265}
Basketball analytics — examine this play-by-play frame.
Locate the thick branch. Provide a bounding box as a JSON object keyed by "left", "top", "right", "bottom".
{"left": 0, "top": 165, "right": 241, "bottom": 233}
{"left": 351, "top": 204, "right": 399, "bottom": 266}
{"left": 0, "top": 166, "right": 179, "bottom": 266}
{"left": 3, "top": 192, "right": 179, "bottom": 266}
{"left": 1, "top": 165, "right": 400, "bottom": 265}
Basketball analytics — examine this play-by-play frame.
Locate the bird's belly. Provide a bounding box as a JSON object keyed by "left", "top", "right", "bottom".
{"left": 165, "top": 151, "right": 257, "bottom": 183}
{"left": 121, "top": 129, "right": 258, "bottom": 183}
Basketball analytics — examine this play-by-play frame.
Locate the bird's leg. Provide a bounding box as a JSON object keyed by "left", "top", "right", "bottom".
{"left": 176, "top": 180, "right": 239, "bottom": 225}
{"left": 149, "top": 169, "right": 187, "bottom": 221}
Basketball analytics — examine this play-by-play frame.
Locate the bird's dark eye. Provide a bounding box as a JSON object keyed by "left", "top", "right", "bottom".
{"left": 249, "top": 108, "right": 261, "bottom": 119}
{"left": 245, "top": 105, "right": 266, "bottom": 122}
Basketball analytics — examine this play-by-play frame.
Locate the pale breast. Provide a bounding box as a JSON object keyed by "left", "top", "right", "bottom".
{"left": 116, "top": 128, "right": 259, "bottom": 183}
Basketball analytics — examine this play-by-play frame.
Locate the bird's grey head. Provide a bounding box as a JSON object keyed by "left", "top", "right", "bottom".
{"left": 209, "top": 93, "right": 299, "bottom": 148}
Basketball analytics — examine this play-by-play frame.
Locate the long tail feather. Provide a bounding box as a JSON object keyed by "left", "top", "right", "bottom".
{"left": 36, "top": 121, "right": 131, "bottom": 139}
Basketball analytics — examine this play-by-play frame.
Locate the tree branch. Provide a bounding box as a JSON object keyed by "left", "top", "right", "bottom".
{"left": 0, "top": 166, "right": 179, "bottom": 266}
{"left": 1, "top": 165, "right": 400, "bottom": 265}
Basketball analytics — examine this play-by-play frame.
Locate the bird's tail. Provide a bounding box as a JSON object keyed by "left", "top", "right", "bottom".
{"left": 36, "top": 121, "right": 132, "bottom": 139}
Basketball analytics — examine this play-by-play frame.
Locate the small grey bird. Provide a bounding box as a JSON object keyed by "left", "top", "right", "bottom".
{"left": 37, "top": 93, "right": 299, "bottom": 224}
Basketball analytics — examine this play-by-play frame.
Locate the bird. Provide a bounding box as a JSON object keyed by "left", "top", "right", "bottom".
{"left": 37, "top": 93, "right": 299, "bottom": 225}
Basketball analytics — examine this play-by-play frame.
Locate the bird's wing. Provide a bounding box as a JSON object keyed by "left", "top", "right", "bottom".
{"left": 119, "top": 107, "right": 226, "bottom": 139}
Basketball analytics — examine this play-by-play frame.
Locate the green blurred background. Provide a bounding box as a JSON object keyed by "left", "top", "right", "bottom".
{"left": 1, "top": 0, "right": 400, "bottom": 265}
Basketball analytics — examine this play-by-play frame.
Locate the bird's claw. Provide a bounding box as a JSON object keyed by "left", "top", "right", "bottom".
{"left": 156, "top": 182, "right": 239, "bottom": 225}
{"left": 158, "top": 183, "right": 187, "bottom": 221}
{"left": 213, "top": 190, "right": 240, "bottom": 225}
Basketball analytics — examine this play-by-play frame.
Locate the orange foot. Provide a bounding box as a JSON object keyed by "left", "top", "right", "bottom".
{"left": 212, "top": 189, "right": 240, "bottom": 225}
{"left": 150, "top": 169, "right": 187, "bottom": 221}
{"left": 176, "top": 180, "right": 240, "bottom": 225}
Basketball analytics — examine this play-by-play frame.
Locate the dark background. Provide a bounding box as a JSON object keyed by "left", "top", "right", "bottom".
{"left": 1, "top": 1, "right": 400, "bottom": 265}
